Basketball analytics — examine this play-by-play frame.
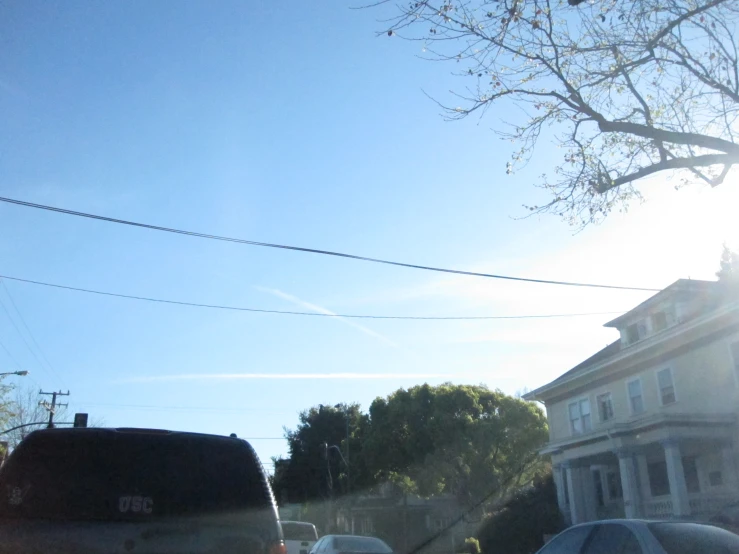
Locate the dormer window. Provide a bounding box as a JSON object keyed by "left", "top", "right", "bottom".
{"left": 626, "top": 324, "right": 640, "bottom": 344}
{"left": 652, "top": 311, "right": 668, "bottom": 332}
{"left": 626, "top": 320, "right": 648, "bottom": 344}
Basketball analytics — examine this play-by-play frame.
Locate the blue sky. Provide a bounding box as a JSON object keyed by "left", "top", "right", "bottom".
{"left": 1, "top": 1, "right": 737, "bottom": 471}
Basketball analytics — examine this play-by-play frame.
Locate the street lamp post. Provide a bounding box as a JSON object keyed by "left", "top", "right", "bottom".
{"left": 0, "top": 371, "right": 28, "bottom": 377}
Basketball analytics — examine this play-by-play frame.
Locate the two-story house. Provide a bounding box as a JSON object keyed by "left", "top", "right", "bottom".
{"left": 523, "top": 279, "right": 739, "bottom": 525}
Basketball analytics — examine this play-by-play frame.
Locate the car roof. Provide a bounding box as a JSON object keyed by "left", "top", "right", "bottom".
{"left": 282, "top": 521, "right": 316, "bottom": 527}
{"left": 569, "top": 519, "right": 719, "bottom": 530}
{"left": 24, "top": 427, "right": 248, "bottom": 445}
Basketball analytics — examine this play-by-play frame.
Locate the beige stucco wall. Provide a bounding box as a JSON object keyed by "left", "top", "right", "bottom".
{"left": 546, "top": 331, "right": 739, "bottom": 443}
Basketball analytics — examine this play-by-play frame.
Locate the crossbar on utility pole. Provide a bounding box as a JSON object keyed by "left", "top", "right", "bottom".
{"left": 39, "top": 390, "right": 70, "bottom": 429}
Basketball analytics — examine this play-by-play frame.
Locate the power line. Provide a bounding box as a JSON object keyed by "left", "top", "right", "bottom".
{"left": 0, "top": 274, "right": 626, "bottom": 321}
{"left": 0, "top": 196, "right": 660, "bottom": 292}
{"left": 0, "top": 280, "right": 61, "bottom": 384}
{"left": 0, "top": 279, "right": 64, "bottom": 384}
{"left": 0, "top": 336, "right": 24, "bottom": 372}
{"left": 73, "top": 401, "right": 294, "bottom": 414}
{"left": 0, "top": 339, "right": 43, "bottom": 391}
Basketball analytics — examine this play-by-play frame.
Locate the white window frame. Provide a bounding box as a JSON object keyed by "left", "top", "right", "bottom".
{"left": 596, "top": 392, "right": 614, "bottom": 423}
{"left": 626, "top": 378, "right": 645, "bottom": 415}
{"left": 656, "top": 367, "right": 677, "bottom": 406}
{"left": 568, "top": 396, "right": 592, "bottom": 436}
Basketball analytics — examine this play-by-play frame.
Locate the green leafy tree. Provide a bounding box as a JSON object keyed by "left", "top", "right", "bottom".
{"left": 376, "top": 0, "right": 739, "bottom": 226}
{"left": 476, "top": 473, "right": 564, "bottom": 554}
{"left": 363, "top": 384, "right": 549, "bottom": 508}
{"left": 271, "top": 403, "right": 369, "bottom": 505}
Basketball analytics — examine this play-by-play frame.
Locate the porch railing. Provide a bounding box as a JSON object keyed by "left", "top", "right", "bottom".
{"left": 644, "top": 497, "right": 673, "bottom": 519}
{"left": 644, "top": 493, "right": 735, "bottom": 519}
{"left": 689, "top": 493, "right": 735, "bottom": 516}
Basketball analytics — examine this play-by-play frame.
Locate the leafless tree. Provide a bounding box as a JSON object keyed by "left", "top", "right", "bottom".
{"left": 375, "top": 0, "right": 739, "bottom": 226}
{"left": 4, "top": 386, "right": 69, "bottom": 449}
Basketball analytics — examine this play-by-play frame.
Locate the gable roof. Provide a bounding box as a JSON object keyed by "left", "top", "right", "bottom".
{"left": 543, "top": 340, "right": 622, "bottom": 390}
{"left": 603, "top": 279, "right": 718, "bottom": 328}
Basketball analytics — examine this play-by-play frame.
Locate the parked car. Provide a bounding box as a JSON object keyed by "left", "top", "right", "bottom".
{"left": 282, "top": 521, "right": 318, "bottom": 554}
{"left": 0, "top": 427, "right": 285, "bottom": 554}
{"left": 309, "top": 535, "right": 393, "bottom": 554}
{"left": 536, "top": 519, "right": 739, "bottom": 554}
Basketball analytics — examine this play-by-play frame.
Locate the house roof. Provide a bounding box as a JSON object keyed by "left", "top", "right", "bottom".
{"left": 538, "top": 339, "right": 622, "bottom": 392}
{"left": 523, "top": 278, "right": 727, "bottom": 402}
{"left": 603, "top": 279, "right": 718, "bottom": 328}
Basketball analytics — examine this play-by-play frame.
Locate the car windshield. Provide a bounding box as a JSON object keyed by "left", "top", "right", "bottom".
{"left": 333, "top": 537, "right": 392, "bottom": 553}
{"left": 648, "top": 523, "right": 739, "bottom": 554}
{"left": 282, "top": 522, "right": 317, "bottom": 541}
{"left": 0, "top": 431, "right": 269, "bottom": 521}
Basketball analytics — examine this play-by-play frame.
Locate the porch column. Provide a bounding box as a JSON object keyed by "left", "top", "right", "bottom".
{"left": 721, "top": 443, "right": 739, "bottom": 491}
{"left": 635, "top": 453, "right": 651, "bottom": 507}
{"left": 616, "top": 449, "right": 641, "bottom": 518}
{"left": 582, "top": 466, "right": 598, "bottom": 521}
{"left": 662, "top": 439, "right": 691, "bottom": 517}
{"left": 552, "top": 464, "right": 569, "bottom": 517}
{"left": 566, "top": 464, "right": 588, "bottom": 524}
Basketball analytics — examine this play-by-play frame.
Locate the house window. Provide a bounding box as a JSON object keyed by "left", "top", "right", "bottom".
{"left": 684, "top": 456, "right": 700, "bottom": 493}
{"left": 710, "top": 470, "right": 724, "bottom": 487}
{"left": 606, "top": 470, "right": 622, "bottom": 499}
{"left": 657, "top": 368, "right": 676, "bottom": 405}
{"left": 593, "top": 470, "right": 604, "bottom": 507}
{"left": 597, "top": 393, "right": 614, "bottom": 422}
{"left": 648, "top": 458, "right": 700, "bottom": 497}
{"left": 569, "top": 398, "right": 592, "bottom": 435}
{"left": 627, "top": 379, "right": 644, "bottom": 414}
{"left": 653, "top": 311, "right": 668, "bottom": 332}
{"left": 637, "top": 321, "right": 648, "bottom": 339}
{"left": 626, "top": 324, "right": 640, "bottom": 344}
{"left": 648, "top": 462, "right": 670, "bottom": 496}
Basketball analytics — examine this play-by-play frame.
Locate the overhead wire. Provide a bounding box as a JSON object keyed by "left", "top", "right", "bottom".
{"left": 0, "top": 280, "right": 65, "bottom": 388}
{"left": 0, "top": 196, "right": 661, "bottom": 292}
{"left": 0, "top": 335, "right": 43, "bottom": 390}
{"left": 0, "top": 274, "right": 627, "bottom": 321}
{"left": 0, "top": 279, "right": 65, "bottom": 386}
{"left": 73, "top": 401, "right": 294, "bottom": 414}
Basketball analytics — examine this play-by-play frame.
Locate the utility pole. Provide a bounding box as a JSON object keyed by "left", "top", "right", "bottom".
{"left": 39, "top": 390, "right": 69, "bottom": 429}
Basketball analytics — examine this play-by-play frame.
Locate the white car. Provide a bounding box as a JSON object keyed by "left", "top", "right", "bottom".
{"left": 536, "top": 519, "right": 739, "bottom": 554}
{"left": 282, "top": 521, "right": 318, "bottom": 554}
{"left": 309, "top": 535, "right": 393, "bottom": 554}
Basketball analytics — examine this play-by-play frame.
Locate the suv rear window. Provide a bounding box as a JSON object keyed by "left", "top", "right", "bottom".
{"left": 0, "top": 430, "right": 271, "bottom": 521}
{"left": 282, "top": 522, "right": 318, "bottom": 541}
{"left": 648, "top": 522, "right": 739, "bottom": 554}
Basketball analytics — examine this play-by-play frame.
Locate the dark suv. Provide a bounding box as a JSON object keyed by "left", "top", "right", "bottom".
{"left": 0, "top": 427, "right": 285, "bottom": 554}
